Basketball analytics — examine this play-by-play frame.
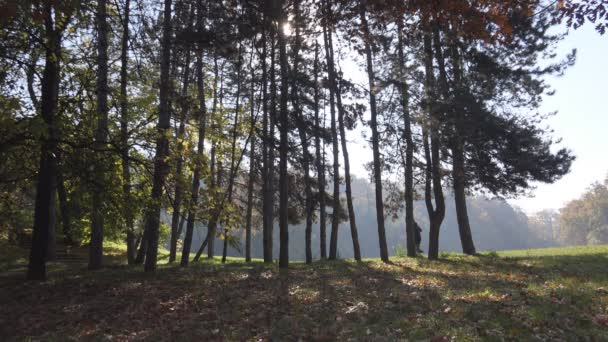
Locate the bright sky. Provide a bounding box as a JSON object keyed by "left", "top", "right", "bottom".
{"left": 342, "top": 24, "right": 608, "bottom": 213}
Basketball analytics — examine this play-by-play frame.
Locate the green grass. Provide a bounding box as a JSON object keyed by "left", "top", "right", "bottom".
{"left": 1, "top": 242, "right": 608, "bottom": 340}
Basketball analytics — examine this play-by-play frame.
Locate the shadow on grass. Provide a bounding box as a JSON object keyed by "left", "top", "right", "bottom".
{"left": 1, "top": 248, "right": 607, "bottom": 340}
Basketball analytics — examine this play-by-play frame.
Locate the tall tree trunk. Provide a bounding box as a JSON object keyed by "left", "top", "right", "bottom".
{"left": 313, "top": 42, "right": 327, "bottom": 260}
{"left": 360, "top": 2, "right": 389, "bottom": 263}
{"left": 119, "top": 0, "right": 135, "bottom": 265}
{"left": 245, "top": 43, "right": 256, "bottom": 263}
{"left": 210, "top": 159, "right": 223, "bottom": 259}
{"left": 334, "top": 61, "right": 361, "bottom": 262}
{"left": 143, "top": 0, "right": 173, "bottom": 272}
{"left": 452, "top": 143, "right": 475, "bottom": 254}
{"left": 432, "top": 27, "right": 476, "bottom": 256}
{"left": 170, "top": 50, "right": 192, "bottom": 263}
{"left": 221, "top": 44, "right": 243, "bottom": 264}
{"left": 448, "top": 40, "right": 476, "bottom": 256}
{"left": 180, "top": 46, "right": 207, "bottom": 266}
{"left": 263, "top": 23, "right": 276, "bottom": 263}
{"left": 291, "top": 0, "right": 312, "bottom": 264}
{"left": 28, "top": 3, "right": 61, "bottom": 280}
{"left": 207, "top": 61, "right": 223, "bottom": 260}
{"left": 278, "top": 1, "right": 290, "bottom": 269}
{"left": 423, "top": 20, "right": 446, "bottom": 260}
{"left": 322, "top": 1, "right": 341, "bottom": 261}
{"left": 260, "top": 20, "right": 272, "bottom": 263}
{"left": 396, "top": 16, "right": 416, "bottom": 258}
{"left": 56, "top": 157, "right": 73, "bottom": 245}
{"left": 89, "top": 0, "right": 109, "bottom": 270}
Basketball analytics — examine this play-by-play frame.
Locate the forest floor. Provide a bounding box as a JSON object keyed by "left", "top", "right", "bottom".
{"left": 1, "top": 242, "right": 608, "bottom": 341}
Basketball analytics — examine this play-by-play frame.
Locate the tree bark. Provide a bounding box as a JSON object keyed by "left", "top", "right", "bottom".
{"left": 56, "top": 156, "right": 73, "bottom": 245}
{"left": 335, "top": 61, "right": 361, "bottom": 262}
{"left": 313, "top": 42, "right": 327, "bottom": 260}
{"left": 396, "top": 16, "right": 416, "bottom": 258}
{"left": 278, "top": 1, "right": 290, "bottom": 269}
{"left": 322, "top": 1, "right": 341, "bottom": 260}
{"left": 245, "top": 42, "right": 256, "bottom": 263}
{"left": 89, "top": 0, "right": 109, "bottom": 270}
{"left": 290, "top": 0, "right": 312, "bottom": 264}
{"left": 360, "top": 2, "right": 389, "bottom": 263}
{"left": 170, "top": 50, "right": 192, "bottom": 263}
{"left": 143, "top": 0, "right": 173, "bottom": 272}
{"left": 260, "top": 20, "right": 271, "bottom": 263}
{"left": 422, "top": 20, "right": 446, "bottom": 260}
{"left": 119, "top": 0, "right": 136, "bottom": 265}
{"left": 263, "top": 23, "right": 276, "bottom": 263}
{"left": 28, "top": 2, "right": 61, "bottom": 280}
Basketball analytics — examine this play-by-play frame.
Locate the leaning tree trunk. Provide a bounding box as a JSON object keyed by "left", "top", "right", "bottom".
{"left": 322, "top": 3, "right": 341, "bottom": 260}
{"left": 313, "top": 42, "right": 327, "bottom": 260}
{"left": 28, "top": 3, "right": 61, "bottom": 280}
{"left": 89, "top": 0, "right": 110, "bottom": 270}
{"left": 119, "top": 0, "right": 136, "bottom": 264}
{"left": 360, "top": 2, "right": 389, "bottom": 263}
{"left": 180, "top": 9, "right": 208, "bottom": 265}
{"left": 143, "top": 0, "right": 173, "bottom": 272}
{"left": 170, "top": 50, "right": 192, "bottom": 263}
{"left": 335, "top": 66, "right": 361, "bottom": 262}
{"left": 396, "top": 16, "right": 416, "bottom": 258}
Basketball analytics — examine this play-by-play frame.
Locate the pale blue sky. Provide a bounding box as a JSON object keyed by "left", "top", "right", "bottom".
{"left": 343, "top": 24, "right": 608, "bottom": 213}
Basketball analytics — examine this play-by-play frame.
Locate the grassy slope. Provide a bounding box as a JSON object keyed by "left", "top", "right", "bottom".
{"left": 1, "top": 242, "right": 607, "bottom": 341}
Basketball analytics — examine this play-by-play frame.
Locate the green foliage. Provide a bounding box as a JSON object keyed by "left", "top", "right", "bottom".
{"left": 557, "top": 179, "right": 608, "bottom": 245}
{"left": 394, "top": 244, "right": 407, "bottom": 258}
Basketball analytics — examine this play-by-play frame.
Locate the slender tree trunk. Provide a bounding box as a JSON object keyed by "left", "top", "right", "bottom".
{"left": 290, "top": 0, "right": 312, "bottom": 264}
{"left": 170, "top": 50, "right": 192, "bottom": 263}
{"left": 432, "top": 27, "right": 476, "bottom": 256}
{"left": 422, "top": 21, "right": 446, "bottom": 260}
{"left": 360, "top": 2, "right": 389, "bottom": 263}
{"left": 119, "top": 0, "right": 135, "bottom": 265}
{"left": 245, "top": 44, "right": 256, "bottom": 263}
{"left": 452, "top": 143, "right": 476, "bottom": 254}
{"left": 221, "top": 44, "right": 243, "bottom": 264}
{"left": 313, "top": 42, "right": 327, "bottom": 260}
{"left": 181, "top": 43, "right": 207, "bottom": 266}
{"left": 89, "top": 0, "right": 109, "bottom": 270}
{"left": 449, "top": 41, "right": 476, "bottom": 256}
{"left": 260, "top": 21, "right": 272, "bottom": 263}
{"left": 143, "top": 0, "right": 173, "bottom": 272}
{"left": 278, "top": 1, "right": 290, "bottom": 269}
{"left": 207, "top": 62, "right": 223, "bottom": 260}
{"left": 263, "top": 24, "right": 277, "bottom": 263}
{"left": 322, "top": 2, "right": 341, "bottom": 260}
{"left": 335, "top": 64, "right": 361, "bottom": 262}
{"left": 396, "top": 16, "right": 416, "bottom": 258}
{"left": 56, "top": 159, "right": 72, "bottom": 245}
{"left": 28, "top": 3, "right": 60, "bottom": 280}
{"left": 209, "top": 159, "right": 223, "bottom": 259}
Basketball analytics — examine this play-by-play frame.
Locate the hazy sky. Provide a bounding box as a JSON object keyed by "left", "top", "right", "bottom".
{"left": 342, "top": 24, "right": 608, "bottom": 213}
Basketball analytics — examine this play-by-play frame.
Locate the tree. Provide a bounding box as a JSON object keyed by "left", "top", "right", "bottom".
{"left": 26, "top": 1, "right": 74, "bottom": 280}
{"left": 143, "top": 0, "right": 173, "bottom": 272}
{"left": 89, "top": 0, "right": 110, "bottom": 270}
{"left": 359, "top": 0, "right": 389, "bottom": 263}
